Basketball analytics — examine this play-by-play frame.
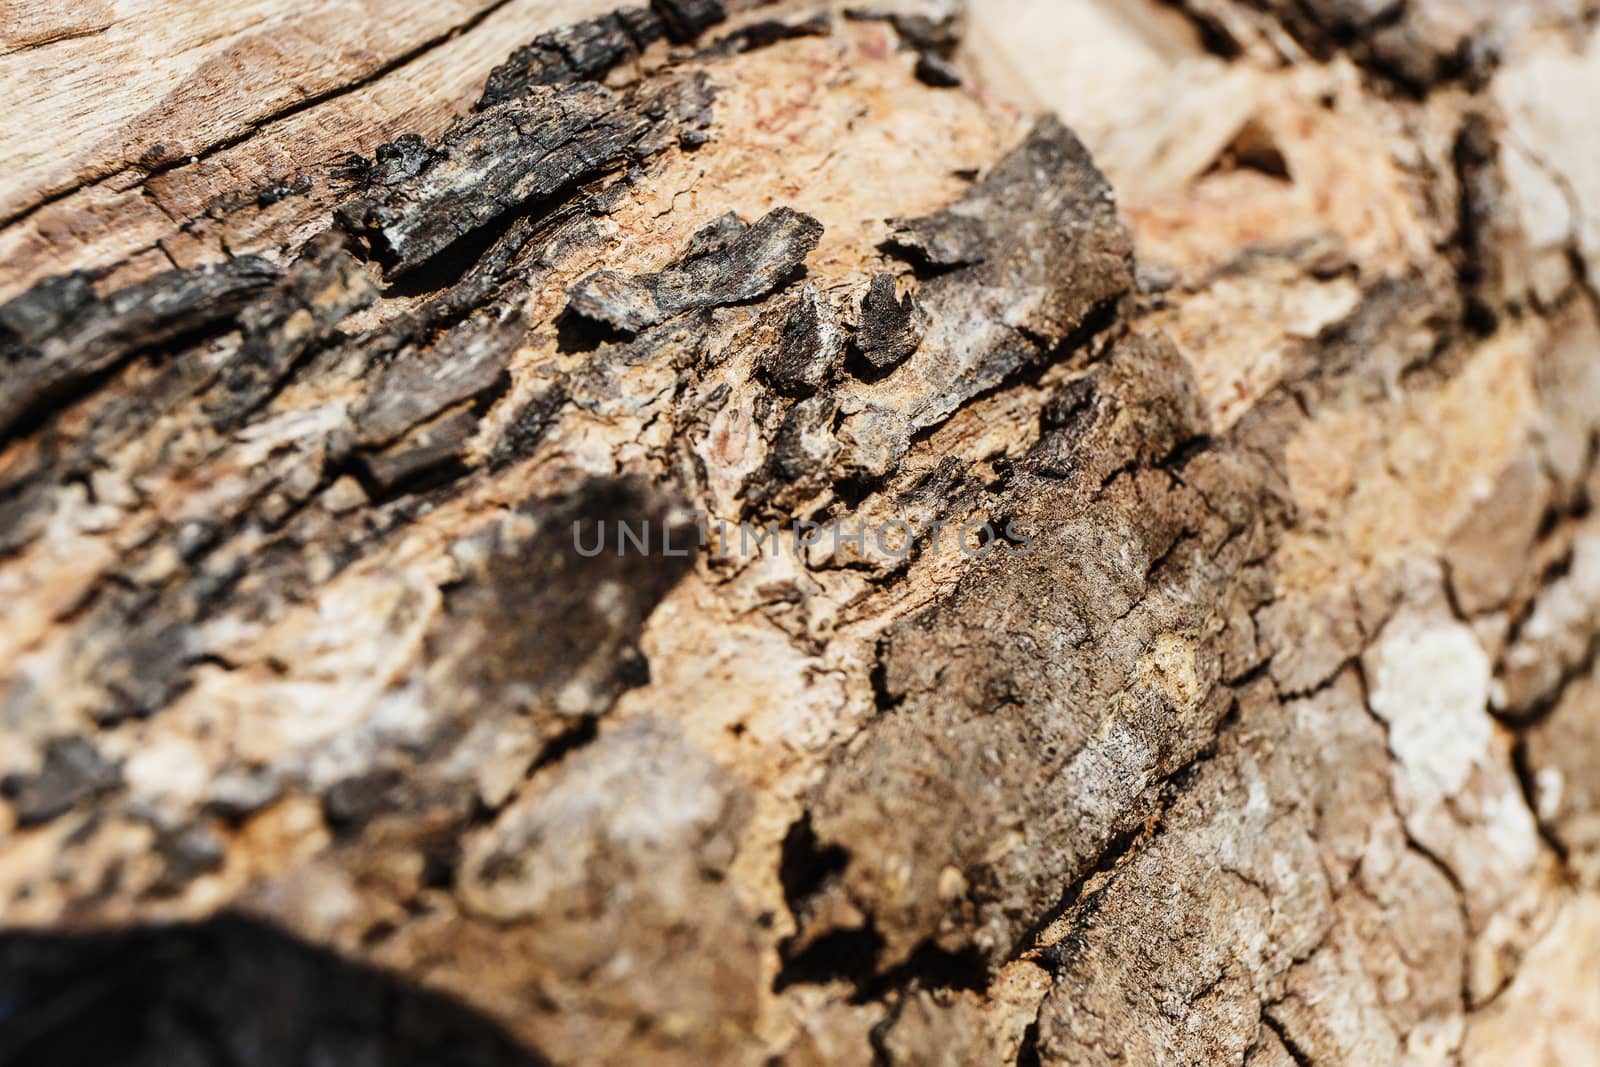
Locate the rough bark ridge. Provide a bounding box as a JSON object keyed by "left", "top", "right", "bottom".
{"left": 1, "top": 1, "right": 1599, "bottom": 1065}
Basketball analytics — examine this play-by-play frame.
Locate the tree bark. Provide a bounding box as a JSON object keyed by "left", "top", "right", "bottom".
{"left": 1, "top": 2, "right": 1598, "bottom": 1065}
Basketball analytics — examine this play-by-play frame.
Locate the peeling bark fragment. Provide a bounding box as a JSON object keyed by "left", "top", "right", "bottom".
{"left": 205, "top": 767, "right": 283, "bottom": 821}
{"left": 652, "top": 0, "right": 727, "bottom": 43}
{"left": 0, "top": 272, "right": 93, "bottom": 344}
{"left": 885, "top": 13, "right": 964, "bottom": 56}
{"left": 490, "top": 381, "right": 569, "bottom": 469}
{"left": 1288, "top": 0, "right": 1402, "bottom": 32}
{"left": 890, "top": 116, "right": 1130, "bottom": 337}
{"left": 570, "top": 311, "right": 711, "bottom": 417}
{"left": 566, "top": 206, "right": 824, "bottom": 333}
{"left": 846, "top": 8, "right": 963, "bottom": 54}
{"left": 1025, "top": 334, "right": 1209, "bottom": 484}
{"left": 352, "top": 194, "right": 613, "bottom": 370}
{"left": 705, "top": 13, "right": 832, "bottom": 57}
{"left": 204, "top": 238, "right": 378, "bottom": 426}
{"left": 854, "top": 273, "right": 925, "bottom": 372}
{"left": 1, "top": 736, "right": 121, "bottom": 827}
{"left": 759, "top": 285, "right": 846, "bottom": 395}
{"left": 685, "top": 209, "right": 748, "bottom": 256}
{"left": 339, "top": 76, "right": 715, "bottom": 273}
{"left": 878, "top": 117, "right": 1133, "bottom": 428}
{"left": 90, "top": 619, "right": 195, "bottom": 725}
{"left": 845, "top": 9, "right": 963, "bottom": 87}
{"left": 351, "top": 133, "right": 429, "bottom": 187}
{"left": 477, "top": 9, "right": 666, "bottom": 109}
{"left": 359, "top": 405, "right": 481, "bottom": 492}
{"left": 744, "top": 389, "right": 844, "bottom": 513}
{"left": 1221, "top": 0, "right": 1497, "bottom": 89}
{"left": 616, "top": 5, "right": 671, "bottom": 45}
{"left": 914, "top": 52, "right": 962, "bottom": 88}
{"left": 321, "top": 766, "right": 415, "bottom": 835}
{"left": 771, "top": 394, "right": 842, "bottom": 484}
{"left": 354, "top": 305, "right": 525, "bottom": 448}
{"left": 427, "top": 479, "right": 697, "bottom": 755}
{"left": 883, "top": 210, "right": 987, "bottom": 269}
{"left": 0, "top": 258, "right": 278, "bottom": 439}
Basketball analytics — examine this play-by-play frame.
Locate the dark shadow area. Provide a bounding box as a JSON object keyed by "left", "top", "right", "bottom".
{"left": 0, "top": 914, "right": 552, "bottom": 1067}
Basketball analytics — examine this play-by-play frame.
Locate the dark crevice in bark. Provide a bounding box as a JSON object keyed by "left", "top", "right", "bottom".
{"left": 1160, "top": 0, "right": 1245, "bottom": 59}
{"left": 853, "top": 942, "right": 989, "bottom": 1003}
{"left": 526, "top": 716, "right": 603, "bottom": 776}
{"left": 778, "top": 813, "right": 851, "bottom": 916}
{"left": 1511, "top": 736, "right": 1575, "bottom": 871}
{"left": 1452, "top": 111, "right": 1505, "bottom": 335}
{"left": 867, "top": 992, "right": 905, "bottom": 1067}
{"left": 1014, "top": 1017, "right": 1043, "bottom": 1067}
{"left": 774, "top": 923, "right": 887, "bottom": 993}
{"left": 1262, "top": 1009, "right": 1316, "bottom": 1067}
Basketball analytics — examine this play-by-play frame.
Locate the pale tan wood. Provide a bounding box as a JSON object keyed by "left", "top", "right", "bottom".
{"left": 0, "top": 0, "right": 624, "bottom": 299}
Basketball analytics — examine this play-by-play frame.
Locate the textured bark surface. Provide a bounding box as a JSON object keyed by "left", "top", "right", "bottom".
{"left": 2, "top": 1, "right": 1600, "bottom": 1065}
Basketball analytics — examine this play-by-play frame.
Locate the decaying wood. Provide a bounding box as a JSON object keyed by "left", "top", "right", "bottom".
{"left": 2, "top": 1, "right": 1599, "bottom": 1065}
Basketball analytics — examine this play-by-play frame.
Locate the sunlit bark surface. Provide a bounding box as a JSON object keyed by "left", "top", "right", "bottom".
{"left": 2, "top": 2, "right": 1598, "bottom": 1064}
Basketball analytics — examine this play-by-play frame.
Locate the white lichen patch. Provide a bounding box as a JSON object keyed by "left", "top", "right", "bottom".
{"left": 1366, "top": 609, "right": 1493, "bottom": 799}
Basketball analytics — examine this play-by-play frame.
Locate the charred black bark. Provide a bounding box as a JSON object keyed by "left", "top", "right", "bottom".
{"left": 0, "top": 258, "right": 278, "bottom": 441}
{"left": 565, "top": 207, "right": 825, "bottom": 333}
{"left": 338, "top": 76, "right": 715, "bottom": 274}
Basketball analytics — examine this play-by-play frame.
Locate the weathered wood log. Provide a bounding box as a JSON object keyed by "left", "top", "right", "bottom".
{"left": 1, "top": 1, "right": 1599, "bottom": 1065}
